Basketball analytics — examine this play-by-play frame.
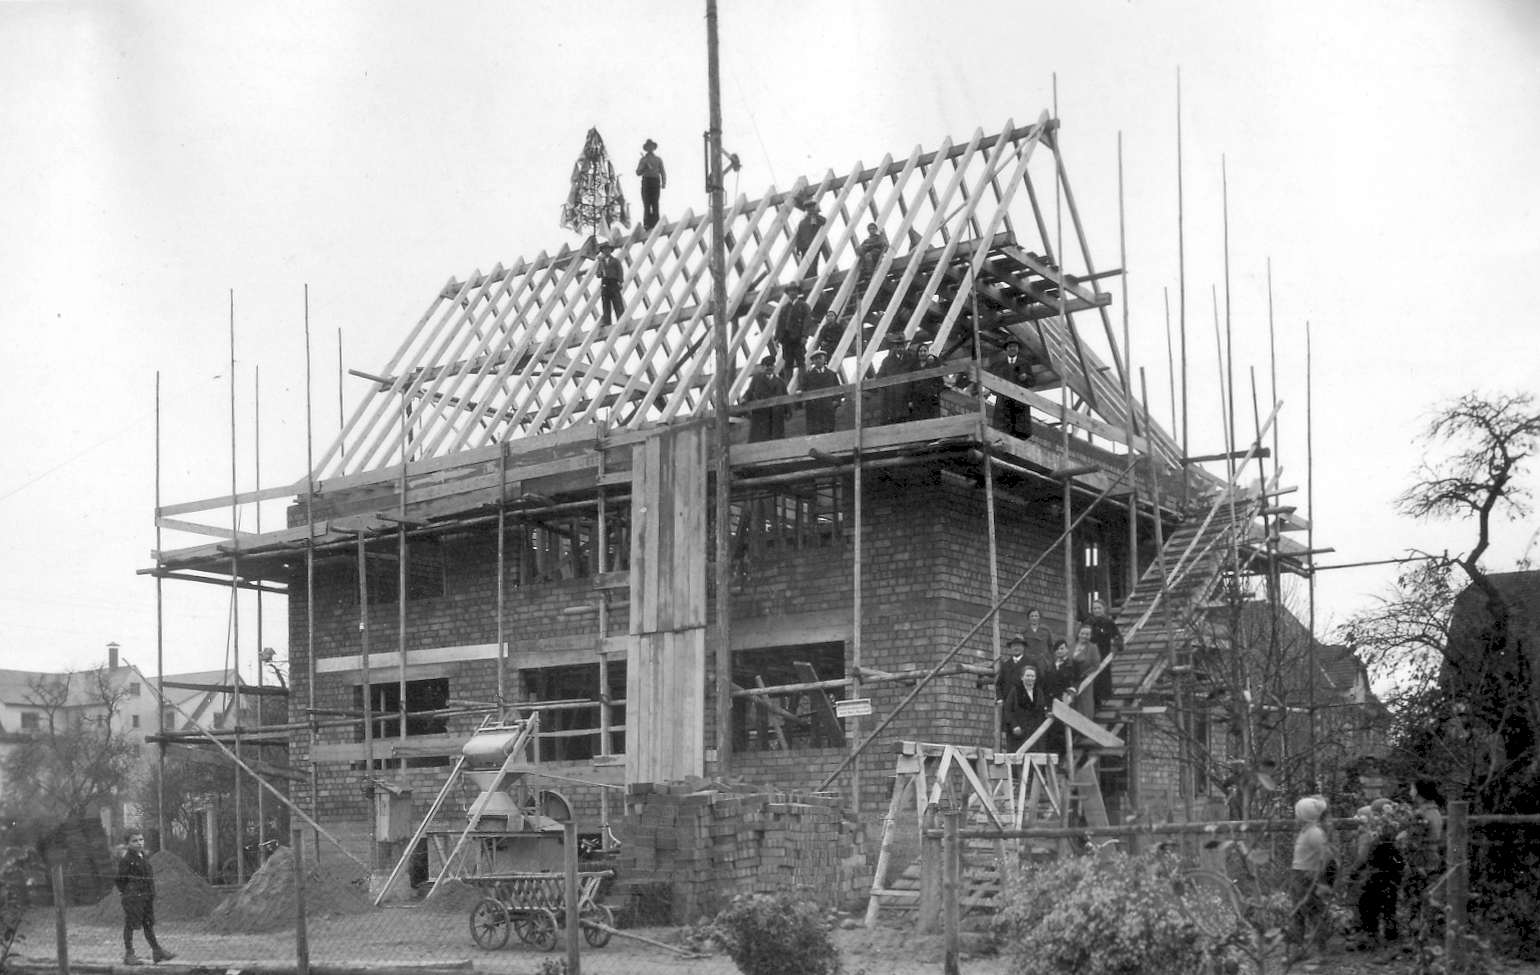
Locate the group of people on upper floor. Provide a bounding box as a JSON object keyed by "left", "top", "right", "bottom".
{"left": 993, "top": 598, "right": 1124, "bottom": 752}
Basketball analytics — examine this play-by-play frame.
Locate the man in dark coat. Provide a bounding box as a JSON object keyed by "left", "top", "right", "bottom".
{"left": 116, "top": 831, "right": 173, "bottom": 965}
{"left": 742, "top": 357, "right": 789, "bottom": 442}
{"left": 1083, "top": 597, "right": 1122, "bottom": 708}
{"left": 800, "top": 348, "right": 842, "bottom": 434}
{"left": 597, "top": 241, "right": 624, "bottom": 327}
{"left": 995, "top": 633, "right": 1032, "bottom": 710}
{"left": 791, "top": 198, "right": 829, "bottom": 274}
{"left": 636, "top": 139, "right": 667, "bottom": 231}
{"left": 987, "top": 336, "right": 1034, "bottom": 437}
{"left": 875, "top": 333, "right": 915, "bottom": 425}
{"left": 775, "top": 283, "right": 812, "bottom": 381}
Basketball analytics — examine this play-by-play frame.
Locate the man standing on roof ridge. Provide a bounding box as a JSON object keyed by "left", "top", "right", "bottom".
{"left": 637, "top": 139, "right": 666, "bottom": 231}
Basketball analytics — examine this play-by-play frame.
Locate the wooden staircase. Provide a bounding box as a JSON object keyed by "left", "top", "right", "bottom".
{"left": 1096, "top": 489, "right": 1267, "bottom": 723}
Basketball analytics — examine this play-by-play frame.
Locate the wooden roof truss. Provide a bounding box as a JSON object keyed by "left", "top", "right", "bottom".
{"left": 306, "top": 114, "right": 1182, "bottom": 481}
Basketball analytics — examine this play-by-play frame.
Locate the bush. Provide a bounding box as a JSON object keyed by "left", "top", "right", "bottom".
{"left": 712, "top": 893, "right": 840, "bottom": 975}
{"left": 994, "top": 851, "right": 1214, "bottom": 975}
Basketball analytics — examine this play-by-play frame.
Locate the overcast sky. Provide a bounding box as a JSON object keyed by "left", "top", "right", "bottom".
{"left": 1, "top": 0, "right": 1537, "bottom": 683}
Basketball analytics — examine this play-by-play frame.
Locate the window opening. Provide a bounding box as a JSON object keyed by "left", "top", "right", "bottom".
{"left": 730, "top": 642, "right": 846, "bottom": 752}
{"left": 352, "top": 677, "right": 451, "bottom": 740}
{"left": 519, "top": 662, "right": 626, "bottom": 762}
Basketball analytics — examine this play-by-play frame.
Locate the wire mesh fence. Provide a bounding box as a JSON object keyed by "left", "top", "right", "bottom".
{"left": 5, "top": 804, "right": 1539, "bottom": 975}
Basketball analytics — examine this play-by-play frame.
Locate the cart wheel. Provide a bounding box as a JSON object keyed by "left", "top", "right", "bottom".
{"left": 469, "top": 898, "right": 510, "bottom": 951}
{"left": 582, "top": 905, "right": 614, "bottom": 948}
{"left": 527, "top": 909, "right": 558, "bottom": 952}
{"left": 510, "top": 913, "right": 532, "bottom": 944}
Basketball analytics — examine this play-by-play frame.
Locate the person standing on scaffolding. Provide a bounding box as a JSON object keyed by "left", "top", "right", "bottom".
{"left": 636, "top": 139, "right": 666, "bottom": 231}
{"left": 856, "top": 222, "right": 889, "bottom": 285}
{"left": 743, "top": 357, "right": 789, "bottom": 442}
{"left": 1082, "top": 597, "right": 1122, "bottom": 712}
{"left": 987, "top": 336, "right": 1034, "bottom": 437}
{"left": 791, "top": 196, "right": 829, "bottom": 274}
{"left": 908, "top": 334, "right": 943, "bottom": 420}
{"left": 774, "top": 282, "right": 812, "bottom": 381}
{"left": 597, "top": 241, "right": 624, "bottom": 327}
{"left": 800, "top": 348, "right": 842, "bottom": 434}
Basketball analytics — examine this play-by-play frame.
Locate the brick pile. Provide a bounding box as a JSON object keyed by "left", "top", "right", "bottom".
{"left": 615, "top": 778, "right": 869, "bottom": 923}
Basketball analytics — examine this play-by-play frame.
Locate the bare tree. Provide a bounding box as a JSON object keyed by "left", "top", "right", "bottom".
{"left": 1346, "top": 391, "right": 1540, "bottom": 806}
{"left": 0, "top": 667, "right": 140, "bottom": 826}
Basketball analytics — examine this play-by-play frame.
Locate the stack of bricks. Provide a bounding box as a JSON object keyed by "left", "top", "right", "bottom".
{"left": 615, "top": 778, "right": 870, "bottom": 924}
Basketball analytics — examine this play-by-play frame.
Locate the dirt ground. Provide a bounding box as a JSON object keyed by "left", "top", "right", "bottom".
{"left": 16, "top": 906, "right": 1540, "bottom": 975}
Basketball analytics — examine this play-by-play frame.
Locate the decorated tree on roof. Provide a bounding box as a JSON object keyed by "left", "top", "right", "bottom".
{"left": 560, "top": 127, "right": 630, "bottom": 237}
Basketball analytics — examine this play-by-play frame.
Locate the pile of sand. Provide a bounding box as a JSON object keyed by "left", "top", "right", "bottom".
{"left": 82, "top": 852, "right": 221, "bottom": 924}
{"left": 207, "top": 846, "right": 371, "bottom": 933}
{"left": 421, "top": 879, "right": 484, "bottom": 914}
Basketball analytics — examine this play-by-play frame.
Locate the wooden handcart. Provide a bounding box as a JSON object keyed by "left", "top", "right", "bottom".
{"left": 466, "top": 870, "right": 615, "bottom": 952}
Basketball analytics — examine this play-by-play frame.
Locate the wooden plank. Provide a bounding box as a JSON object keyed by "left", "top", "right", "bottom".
{"left": 793, "top": 661, "right": 846, "bottom": 747}
{"left": 155, "top": 517, "right": 262, "bottom": 541}
{"left": 1050, "top": 699, "right": 1124, "bottom": 748}
{"left": 156, "top": 482, "right": 304, "bottom": 518}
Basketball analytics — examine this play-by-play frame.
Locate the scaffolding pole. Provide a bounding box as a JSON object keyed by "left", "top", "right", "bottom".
{"left": 155, "top": 372, "right": 167, "bottom": 849}
{"left": 971, "top": 280, "right": 1002, "bottom": 750}
{"left": 229, "top": 290, "right": 245, "bottom": 887}
{"left": 305, "top": 284, "right": 320, "bottom": 860}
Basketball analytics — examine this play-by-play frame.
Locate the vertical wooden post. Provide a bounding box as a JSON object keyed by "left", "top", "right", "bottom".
{"left": 51, "top": 863, "right": 68, "bottom": 975}
{"left": 849, "top": 314, "right": 865, "bottom": 816}
{"left": 293, "top": 826, "right": 310, "bottom": 975}
{"left": 943, "top": 809, "right": 962, "bottom": 975}
{"left": 971, "top": 286, "right": 1003, "bottom": 751}
{"left": 357, "top": 532, "right": 375, "bottom": 871}
{"left": 917, "top": 808, "right": 941, "bottom": 934}
{"left": 1445, "top": 800, "right": 1469, "bottom": 972}
{"left": 564, "top": 819, "right": 582, "bottom": 975}
{"left": 864, "top": 775, "right": 909, "bottom": 928}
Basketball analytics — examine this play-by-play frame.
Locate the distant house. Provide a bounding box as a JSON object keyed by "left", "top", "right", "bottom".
{"left": 0, "top": 646, "right": 266, "bottom": 834}
{"left": 1446, "top": 569, "right": 1540, "bottom": 692}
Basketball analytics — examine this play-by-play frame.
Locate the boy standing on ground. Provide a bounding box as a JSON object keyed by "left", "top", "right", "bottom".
{"left": 116, "top": 831, "right": 174, "bottom": 965}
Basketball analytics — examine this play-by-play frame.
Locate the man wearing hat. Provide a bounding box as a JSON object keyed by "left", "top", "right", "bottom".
{"left": 791, "top": 197, "right": 829, "bottom": 274}
{"left": 874, "top": 331, "right": 917, "bottom": 425}
{"left": 987, "top": 335, "right": 1034, "bottom": 437}
{"left": 801, "top": 347, "right": 842, "bottom": 434}
{"left": 742, "top": 356, "right": 789, "bottom": 442}
{"left": 597, "top": 241, "right": 624, "bottom": 327}
{"left": 636, "top": 139, "right": 666, "bottom": 231}
{"left": 774, "top": 283, "right": 812, "bottom": 381}
{"left": 995, "top": 633, "right": 1034, "bottom": 712}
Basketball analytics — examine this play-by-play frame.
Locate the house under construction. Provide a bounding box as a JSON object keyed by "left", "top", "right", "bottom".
{"left": 147, "top": 114, "right": 1327, "bottom": 898}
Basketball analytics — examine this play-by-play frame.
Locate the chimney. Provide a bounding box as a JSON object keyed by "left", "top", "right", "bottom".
{"left": 107, "top": 642, "right": 120, "bottom": 671}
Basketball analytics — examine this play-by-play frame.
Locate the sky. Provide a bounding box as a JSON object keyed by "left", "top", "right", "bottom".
{"left": 1, "top": 0, "right": 1537, "bottom": 683}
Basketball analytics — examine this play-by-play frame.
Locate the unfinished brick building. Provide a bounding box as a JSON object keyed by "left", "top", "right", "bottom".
{"left": 150, "top": 115, "right": 1328, "bottom": 899}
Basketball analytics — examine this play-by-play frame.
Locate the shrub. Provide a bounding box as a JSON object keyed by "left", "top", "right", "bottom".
{"left": 994, "top": 851, "right": 1213, "bottom": 975}
{"left": 712, "top": 893, "right": 841, "bottom": 975}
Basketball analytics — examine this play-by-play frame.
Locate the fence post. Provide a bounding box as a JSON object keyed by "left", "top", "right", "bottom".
{"left": 564, "top": 819, "right": 581, "bottom": 975}
{"left": 293, "top": 826, "right": 310, "bottom": 975}
{"left": 917, "top": 808, "right": 941, "bottom": 934}
{"left": 50, "top": 864, "right": 68, "bottom": 975}
{"left": 943, "top": 809, "right": 961, "bottom": 975}
{"left": 1445, "top": 801, "right": 1468, "bottom": 972}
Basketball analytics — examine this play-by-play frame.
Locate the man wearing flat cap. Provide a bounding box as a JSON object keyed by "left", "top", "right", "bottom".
{"left": 801, "top": 347, "right": 842, "bottom": 435}
{"left": 774, "top": 282, "right": 812, "bottom": 381}
{"left": 637, "top": 139, "right": 666, "bottom": 231}
{"left": 743, "top": 357, "right": 789, "bottom": 442}
{"left": 995, "top": 633, "right": 1033, "bottom": 711}
{"left": 791, "top": 197, "right": 829, "bottom": 274}
{"left": 874, "top": 331, "right": 916, "bottom": 425}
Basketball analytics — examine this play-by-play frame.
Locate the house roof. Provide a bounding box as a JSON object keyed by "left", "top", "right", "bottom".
{"left": 304, "top": 116, "right": 1180, "bottom": 483}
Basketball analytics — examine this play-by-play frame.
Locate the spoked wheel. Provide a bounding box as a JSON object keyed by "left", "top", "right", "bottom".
{"left": 527, "top": 909, "right": 558, "bottom": 952}
{"left": 510, "top": 912, "right": 532, "bottom": 945}
{"left": 468, "top": 898, "right": 510, "bottom": 951}
{"left": 582, "top": 905, "right": 614, "bottom": 948}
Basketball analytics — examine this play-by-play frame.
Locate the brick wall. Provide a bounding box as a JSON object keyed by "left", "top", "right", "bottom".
{"left": 614, "top": 780, "right": 869, "bottom": 923}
